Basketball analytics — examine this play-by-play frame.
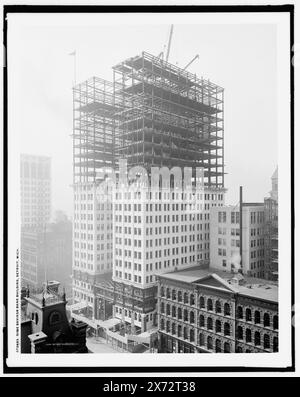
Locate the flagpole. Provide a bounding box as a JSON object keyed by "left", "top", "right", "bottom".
{"left": 74, "top": 51, "right": 76, "bottom": 86}
{"left": 69, "top": 50, "right": 77, "bottom": 86}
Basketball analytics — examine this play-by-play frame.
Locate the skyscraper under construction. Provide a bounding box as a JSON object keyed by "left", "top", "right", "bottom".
{"left": 71, "top": 51, "right": 225, "bottom": 333}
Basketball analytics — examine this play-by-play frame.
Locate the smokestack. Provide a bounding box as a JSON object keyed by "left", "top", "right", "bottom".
{"left": 239, "top": 186, "right": 243, "bottom": 273}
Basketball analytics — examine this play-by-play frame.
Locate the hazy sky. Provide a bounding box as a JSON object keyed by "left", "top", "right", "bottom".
{"left": 9, "top": 14, "right": 277, "bottom": 217}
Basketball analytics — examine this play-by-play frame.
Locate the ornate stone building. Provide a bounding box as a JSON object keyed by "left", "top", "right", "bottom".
{"left": 157, "top": 267, "right": 278, "bottom": 353}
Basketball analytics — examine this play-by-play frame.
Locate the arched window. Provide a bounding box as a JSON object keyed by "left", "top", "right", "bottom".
{"left": 215, "top": 319, "right": 221, "bottom": 333}
{"left": 160, "top": 319, "right": 165, "bottom": 330}
{"left": 177, "top": 325, "right": 182, "bottom": 338}
{"left": 224, "top": 303, "right": 231, "bottom": 316}
{"left": 199, "top": 314, "right": 205, "bottom": 327}
{"left": 264, "top": 334, "right": 270, "bottom": 349}
{"left": 172, "top": 322, "right": 176, "bottom": 335}
{"left": 160, "top": 286, "right": 165, "bottom": 297}
{"left": 172, "top": 289, "right": 176, "bottom": 300}
{"left": 190, "top": 311, "right": 195, "bottom": 324}
{"left": 246, "top": 308, "right": 252, "bottom": 321}
{"left": 177, "top": 307, "right": 182, "bottom": 320}
{"left": 207, "top": 298, "right": 213, "bottom": 311}
{"left": 178, "top": 291, "right": 182, "bottom": 302}
{"left": 166, "top": 288, "right": 170, "bottom": 299}
{"left": 172, "top": 306, "right": 176, "bottom": 317}
{"left": 160, "top": 302, "right": 165, "bottom": 313}
{"left": 236, "top": 346, "right": 243, "bottom": 353}
{"left": 199, "top": 333, "right": 204, "bottom": 346}
{"left": 166, "top": 304, "right": 170, "bottom": 316}
{"left": 215, "top": 300, "right": 221, "bottom": 313}
{"left": 184, "top": 292, "right": 188, "bottom": 304}
{"left": 199, "top": 296, "right": 205, "bottom": 308}
{"left": 190, "top": 329, "right": 195, "bottom": 342}
{"left": 207, "top": 317, "right": 213, "bottom": 330}
{"left": 216, "top": 339, "right": 222, "bottom": 352}
{"left": 254, "top": 310, "right": 261, "bottom": 324}
{"left": 237, "top": 326, "right": 243, "bottom": 340}
{"left": 207, "top": 336, "right": 213, "bottom": 350}
{"left": 273, "top": 315, "right": 278, "bottom": 330}
{"left": 190, "top": 294, "right": 195, "bottom": 306}
{"left": 166, "top": 321, "right": 170, "bottom": 333}
{"left": 246, "top": 329, "right": 252, "bottom": 343}
{"left": 273, "top": 336, "right": 278, "bottom": 352}
{"left": 183, "top": 327, "right": 187, "bottom": 340}
{"left": 184, "top": 309, "right": 188, "bottom": 322}
{"left": 264, "top": 313, "right": 270, "bottom": 327}
{"left": 224, "top": 342, "right": 230, "bottom": 353}
{"left": 237, "top": 306, "right": 243, "bottom": 319}
{"left": 224, "top": 322, "right": 230, "bottom": 336}
{"left": 254, "top": 331, "right": 261, "bottom": 346}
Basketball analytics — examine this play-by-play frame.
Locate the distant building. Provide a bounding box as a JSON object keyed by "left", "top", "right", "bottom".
{"left": 21, "top": 281, "right": 88, "bottom": 353}
{"left": 210, "top": 203, "right": 265, "bottom": 278}
{"left": 21, "top": 218, "right": 72, "bottom": 292}
{"left": 157, "top": 266, "right": 278, "bottom": 353}
{"left": 20, "top": 154, "right": 51, "bottom": 228}
{"left": 264, "top": 167, "right": 278, "bottom": 281}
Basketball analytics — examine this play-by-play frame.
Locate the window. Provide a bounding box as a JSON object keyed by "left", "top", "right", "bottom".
{"left": 178, "top": 307, "right": 182, "bottom": 320}
{"left": 177, "top": 325, "right": 182, "bottom": 338}
{"left": 199, "top": 333, "right": 204, "bottom": 346}
{"left": 273, "top": 315, "right": 278, "bottom": 330}
{"left": 246, "top": 308, "right": 252, "bottom": 322}
{"left": 237, "top": 306, "right": 243, "bottom": 319}
{"left": 254, "top": 310, "right": 261, "bottom": 324}
{"left": 184, "top": 309, "right": 188, "bottom": 322}
{"left": 190, "top": 311, "right": 195, "bottom": 324}
{"left": 200, "top": 296, "right": 205, "bottom": 308}
{"left": 237, "top": 326, "right": 243, "bottom": 340}
{"left": 216, "top": 320, "right": 221, "bottom": 333}
{"left": 215, "top": 300, "right": 221, "bottom": 313}
{"left": 224, "top": 303, "right": 231, "bottom": 316}
{"left": 224, "top": 322, "right": 230, "bottom": 336}
{"left": 264, "top": 313, "right": 270, "bottom": 327}
{"left": 246, "top": 329, "right": 252, "bottom": 343}
{"left": 264, "top": 334, "right": 270, "bottom": 349}
{"left": 254, "top": 331, "right": 261, "bottom": 346}
{"left": 216, "top": 339, "right": 222, "bottom": 352}
{"left": 207, "top": 317, "right": 213, "bottom": 330}
{"left": 199, "top": 315, "right": 205, "bottom": 327}
{"left": 178, "top": 291, "right": 182, "bottom": 302}
{"left": 207, "top": 298, "right": 213, "bottom": 311}
{"left": 224, "top": 342, "right": 230, "bottom": 353}
{"left": 190, "top": 329, "right": 195, "bottom": 342}
{"left": 184, "top": 292, "right": 188, "bottom": 304}
{"left": 207, "top": 336, "right": 213, "bottom": 350}
{"left": 190, "top": 294, "right": 195, "bottom": 306}
{"left": 160, "top": 319, "right": 165, "bottom": 330}
{"left": 273, "top": 336, "right": 278, "bottom": 352}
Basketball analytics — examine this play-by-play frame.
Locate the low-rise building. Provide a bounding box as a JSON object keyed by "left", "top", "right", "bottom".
{"left": 157, "top": 266, "right": 278, "bottom": 353}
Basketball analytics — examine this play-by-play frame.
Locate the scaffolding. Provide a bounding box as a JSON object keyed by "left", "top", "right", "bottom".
{"left": 72, "top": 77, "right": 119, "bottom": 183}
{"left": 72, "top": 52, "right": 225, "bottom": 188}
{"left": 112, "top": 51, "right": 224, "bottom": 187}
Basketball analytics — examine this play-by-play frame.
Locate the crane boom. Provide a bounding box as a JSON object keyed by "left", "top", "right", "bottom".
{"left": 165, "top": 24, "right": 174, "bottom": 62}
{"left": 183, "top": 54, "right": 199, "bottom": 70}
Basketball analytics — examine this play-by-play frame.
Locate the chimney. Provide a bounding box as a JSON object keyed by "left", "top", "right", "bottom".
{"left": 239, "top": 186, "right": 243, "bottom": 273}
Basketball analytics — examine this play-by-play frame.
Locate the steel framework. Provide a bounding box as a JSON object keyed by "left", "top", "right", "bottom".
{"left": 72, "top": 52, "right": 225, "bottom": 187}
{"left": 112, "top": 51, "right": 224, "bottom": 187}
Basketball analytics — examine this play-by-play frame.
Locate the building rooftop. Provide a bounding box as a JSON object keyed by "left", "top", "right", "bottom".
{"left": 159, "top": 266, "right": 278, "bottom": 303}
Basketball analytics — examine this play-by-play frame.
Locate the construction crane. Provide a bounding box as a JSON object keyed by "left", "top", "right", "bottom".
{"left": 165, "top": 24, "right": 174, "bottom": 62}
{"left": 183, "top": 54, "right": 199, "bottom": 70}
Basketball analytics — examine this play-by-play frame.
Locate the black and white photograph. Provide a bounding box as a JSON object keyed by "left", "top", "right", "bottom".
{"left": 2, "top": 2, "right": 297, "bottom": 376}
